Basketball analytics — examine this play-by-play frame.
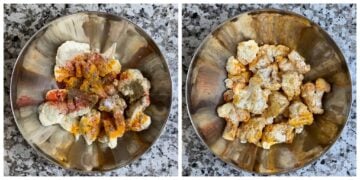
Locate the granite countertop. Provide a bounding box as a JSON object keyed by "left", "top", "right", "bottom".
{"left": 182, "top": 4, "right": 356, "bottom": 176}
{"left": 4, "top": 4, "right": 178, "bottom": 176}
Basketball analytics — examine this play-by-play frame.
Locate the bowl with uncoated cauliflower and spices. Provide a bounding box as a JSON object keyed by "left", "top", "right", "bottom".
{"left": 10, "top": 12, "right": 172, "bottom": 172}
{"left": 186, "top": 9, "right": 352, "bottom": 174}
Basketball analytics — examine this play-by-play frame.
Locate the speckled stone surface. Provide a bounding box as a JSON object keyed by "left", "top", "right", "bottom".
{"left": 4, "top": 4, "right": 178, "bottom": 176}
{"left": 182, "top": 4, "right": 356, "bottom": 176}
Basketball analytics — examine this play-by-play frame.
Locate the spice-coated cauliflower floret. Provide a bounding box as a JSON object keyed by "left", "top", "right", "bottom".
{"left": 226, "top": 56, "right": 247, "bottom": 75}
{"left": 288, "top": 101, "right": 314, "bottom": 133}
{"left": 118, "top": 69, "right": 151, "bottom": 103}
{"left": 237, "top": 116, "right": 273, "bottom": 144}
{"left": 277, "top": 50, "right": 310, "bottom": 74}
{"left": 261, "top": 123, "right": 295, "bottom": 149}
{"left": 281, "top": 71, "right": 304, "bottom": 100}
{"left": 217, "top": 103, "right": 250, "bottom": 141}
{"left": 253, "top": 64, "right": 281, "bottom": 91}
{"left": 233, "top": 76, "right": 271, "bottom": 114}
{"left": 264, "top": 91, "right": 290, "bottom": 118}
{"left": 224, "top": 72, "right": 251, "bottom": 94}
{"left": 249, "top": 44, "right": 290, "bottom": 73}
{"left": 301, "top": 78, "right": 331, "bottom": 114}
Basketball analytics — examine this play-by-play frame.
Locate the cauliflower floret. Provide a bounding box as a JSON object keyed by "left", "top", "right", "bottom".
{"left": 237, "top": 116, "right": 273, "bottom": 144}
{"left": 237, "top": 40, "right": 259, "bottom": 65}
{"left": 261, "top": 123, "right": 295, "bottom": 149}
{"left": 59, "top": 116, "right": 80, "bottom": 140}
{"left": 101, "top": 59, "right": 122, "bottom": 76}
{"left": 264, "top": 91, "right": 290, "bottom": 118}
{"left": 118, "top": 69, "right": 151, "bottom": 103}
{"left": 126, "top": 96, "right": 151, "bottom": 132}
{"left": 38, "top": 101, "right": 68, "bottom": 126}
{"left": 55, "top": 41, "right": 90, "bottom": 67}
{"left": 226, "top": 56, "right": 246, "bottom": 75}
{"left": 126, "top": 107, "right": 151, "bottom": 132}
{"left": 98, "top": 94, "right": 127, "bottom": 112}
{"left": 301, "top": 78, "right": 331, "bottom": 114}
{"left": 101, "top": 110, "right": 126, "bottom": 149}
{"left": 288, "top": 50, "right": 311, "bottom": 74}
{"left": 253, "top": 64, "right": 281, "bottom": 91}
{"left": 249, "top": 54, "right": 272, "bottom": 73}
{"left": 277, "top": 56, "right": 294, "bottom": 72}
{"left": 223, "top": 90, "right": 234, "bottom": 102}
{"left": 45, "top": 89, "right": 68, "bottom": 102}
{"left": 288, "top": 101, "right": 314, "bottom": 132}
{"left": 281, "top": 71, "right": 304, "bottom": 100}
{"left": 224, "top": 72, "right": 251, "bottom": 94}
{"left": 233, "top": 77, "right": 271, "bottom": 114}
{"left": 277, "top": 50, "right": 310, "bottom": 74}
{"left": 79, "top": 110, "right": 101, "bottom": 145}
{"left": 217, "top": 103, "right": 250, "bottom": 141}
{"left": 261, "top": 44, "right": 290, "bottom": 59}
{"left": 249, "top": 45, "right": 290, "bottom": 73}
{"left": 126, "top": 95, "right": 150, "bottom": 117}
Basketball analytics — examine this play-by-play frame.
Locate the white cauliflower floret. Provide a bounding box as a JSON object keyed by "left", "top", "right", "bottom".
{"left": 59, "top": 116, "right": 80, "bottom": 140}
{"left": 55, "top": 41, "right": 90, "bottom": 67}
{"left": 237, "top": 116, "right": 273, "bottom": 144}
{"left": 233, "top": 77, "right": 271, "bottom": 114}
{"left": 38, "top": 101, "right": 68, "bottom": 126}
{"left": 217, "top": 103, "right": 250, "bottom": 141}
{"left": 301, "top": 78, "right": 331, "bottom": 114}
{"left": 288, "top": 101, "right": 314, "bottom": 133}
{"left": 261, "top": 123, "right": 295, "bottom": 149}
{"left": 281, "top": 71, "right": 304, "bottom": 100}
{"left": 237, "top": 40, "right": 259, "bottom": 65}
{"left": 226, "top": 56, "right": 246, "bottom": 75}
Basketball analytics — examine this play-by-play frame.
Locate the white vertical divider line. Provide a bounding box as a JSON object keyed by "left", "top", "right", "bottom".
{"left": 177, "top": 2, "right": 183, "bottom": 177}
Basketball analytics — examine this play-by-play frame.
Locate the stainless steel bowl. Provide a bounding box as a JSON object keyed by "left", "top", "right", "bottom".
{"left": 186, "top": 9, "right": 352, "bottom": 175}
{"left": 10, "top": 12, "right": 172, "bottom": 172}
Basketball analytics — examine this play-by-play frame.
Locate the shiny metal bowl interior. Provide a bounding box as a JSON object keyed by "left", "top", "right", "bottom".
{"left": 10, "top": 12, "right": 172, "bottom": 172}
{"left": 186, "top": 9, "right": 352, "bottom": 175}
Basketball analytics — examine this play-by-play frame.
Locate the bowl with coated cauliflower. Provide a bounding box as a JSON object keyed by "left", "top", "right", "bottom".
{"left": 186, "top": 9, "right": 352, "bottom": 174}
{"left": 10, "top": 12, "right": 172, "bottom": 171}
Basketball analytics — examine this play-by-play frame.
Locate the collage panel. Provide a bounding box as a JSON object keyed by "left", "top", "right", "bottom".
{"left": 4, "top": 3, "right": 178, "bottom": 176}
{"left": 182, "top": 4, "right": 356, "bottom": 176}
